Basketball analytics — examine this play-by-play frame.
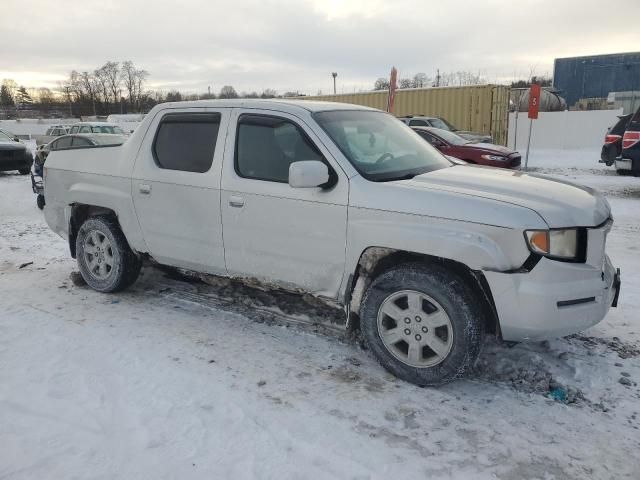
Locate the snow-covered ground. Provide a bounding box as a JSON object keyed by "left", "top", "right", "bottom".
{"left": 1, "top": 149, "right": 639, "bottom": 479}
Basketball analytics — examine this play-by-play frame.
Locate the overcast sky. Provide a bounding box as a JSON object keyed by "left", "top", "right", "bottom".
{"left": 1, "top": 0, "right": 638, "bottom": 95}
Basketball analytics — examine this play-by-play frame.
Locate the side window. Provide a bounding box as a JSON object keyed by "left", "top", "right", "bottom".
{"left": 152, "top": 113, "right": 220, "bottom": 173}
{"left": 54, "top": 137, "right": 72, "bottom": 149}
{"left": 235, "top": 114, "right": 324, "bottom": 183}
{"left": 70, "top": 126, "right": 79, "bottom": 134}
{"left": 71, "top": 137, "right": 92, "bottom": 147}
{"left": 78, "top": 126, "right": 91, "bottom": 133}
{"left": 418, "top": 132, "right": 437, "bottom": 145}
{"left": 409, "top": 119, "right": 428, "bottom": 127}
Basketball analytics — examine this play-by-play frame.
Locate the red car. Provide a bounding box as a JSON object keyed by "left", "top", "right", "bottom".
{"left": 411, "top": 126, "right": 521, "bottom": 169}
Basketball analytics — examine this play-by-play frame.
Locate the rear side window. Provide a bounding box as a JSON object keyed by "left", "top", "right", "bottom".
{"left": 409, "top": 119, "right": 428, "bottom": 127}
{"left": 71, "top": 137, "right": 92, "bottom": 147}
{"left": 417, "top": 131, "right": 437, "bottom": 145}
{"left": 54, "top": 137, "right": 72, "bottom": 149}
{"left": 235, "top": 114, "right": 324, "bottom": 183}
{"left": 153, "top": 113, "right": 220, "bottom": 173}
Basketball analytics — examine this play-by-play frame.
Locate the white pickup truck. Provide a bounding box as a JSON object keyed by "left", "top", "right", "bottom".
{"left": 43, "top": 99, "right": 620, "bottom": 385}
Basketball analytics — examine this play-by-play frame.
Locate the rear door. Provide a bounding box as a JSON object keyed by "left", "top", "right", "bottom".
{"left": 131, "top": 108, "right": 230, "bottom": 274}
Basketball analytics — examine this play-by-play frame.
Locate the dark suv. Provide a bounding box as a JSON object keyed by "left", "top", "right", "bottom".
{"left": 620, "top": 106, "right": 640, "bottom": 176}
{"left": 600, "top": 113, "right": 632, "bottom": 169}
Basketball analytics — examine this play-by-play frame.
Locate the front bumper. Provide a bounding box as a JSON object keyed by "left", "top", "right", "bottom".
{"left": 484, "top": 254, "right": 619, "bottom": 342}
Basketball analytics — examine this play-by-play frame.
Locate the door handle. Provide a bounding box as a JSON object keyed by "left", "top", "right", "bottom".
{"left": 139, "top": 183, "right": 152, "bottom": 195}
{"left": 229, "top": 195, "right": 244, "bottom": 208}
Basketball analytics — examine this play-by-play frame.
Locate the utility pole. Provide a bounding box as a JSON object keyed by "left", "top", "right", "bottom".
{"left": 436, "top": 69, "right": 440, "bottom": 87}
{"left": 331, "top": 72, "right": 337, "bottom": 94}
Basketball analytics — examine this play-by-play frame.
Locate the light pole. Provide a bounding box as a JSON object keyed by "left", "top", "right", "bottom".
{"left": 331, "top": 72, "right": 337, "bottom": 94}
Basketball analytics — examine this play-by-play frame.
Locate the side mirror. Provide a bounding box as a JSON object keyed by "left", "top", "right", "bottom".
{"left": 289, "top": 160, "right": 330, "bottom": 188}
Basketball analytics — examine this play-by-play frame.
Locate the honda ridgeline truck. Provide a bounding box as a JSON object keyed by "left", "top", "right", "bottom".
{"left": 43, "top": 100, "right": 621, "bottom": 386}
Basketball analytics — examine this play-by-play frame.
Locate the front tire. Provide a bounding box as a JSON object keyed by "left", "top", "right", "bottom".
{"left": 76, "top": 216, "right": 141, "bottom": 292}
{"left": 36, "top": 194, "right": 45, "bottom": 210}
{"left": 360, "top": 263, "right": 484, "bottom": 386}
{"left": 18, "top": 167, "right": 30, "bottom": 175}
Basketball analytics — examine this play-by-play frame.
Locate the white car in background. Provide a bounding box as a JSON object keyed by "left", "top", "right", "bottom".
{"left": 68, "top": 122, "right": 127, "bottom": 135}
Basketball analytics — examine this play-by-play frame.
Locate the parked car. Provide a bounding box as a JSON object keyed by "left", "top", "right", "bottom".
{"left": 32, "top": 133, "right": 127, "bottom": 209}
{"left": 617, "top": 106, "right": 640, "bottom": 176}
{"left": 398, "top": 115, "right": 493, "bottom": 143}
{"left": 35, "top": 124, "right": 72, "bottom": 146}
{"left": 600, "top": 114, "right": 632, "bottom": 169}
{"left": 0, "top": 129, "right": 33, "bottom": 175}
{"left": 68, "top": 122, "right": 127, "bottom": 135}
{"left": 43, "top": 100, "right": 620, "bottom": 386}
{"left": 412, "top": 126, "right": 521, "bottom": 169}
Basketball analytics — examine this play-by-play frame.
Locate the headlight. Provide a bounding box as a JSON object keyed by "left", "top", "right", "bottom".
{"left": 480, "top": 154, "right": 507, "bottom": 161}
{"left": 525, "top": 229, "right": 585, "bottom": 261}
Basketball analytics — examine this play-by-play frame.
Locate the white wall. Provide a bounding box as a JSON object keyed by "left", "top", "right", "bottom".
{"left": 507, "top": 109, "right": 623, "bottom": 151}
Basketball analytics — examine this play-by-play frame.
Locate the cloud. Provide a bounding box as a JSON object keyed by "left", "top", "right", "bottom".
{"left": 1, "top": 0, "right": 638, "bottom": 94}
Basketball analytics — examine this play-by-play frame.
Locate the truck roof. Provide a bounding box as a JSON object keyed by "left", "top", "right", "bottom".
{"left": 155, "top": 98, "right": 380, "bottom": 114}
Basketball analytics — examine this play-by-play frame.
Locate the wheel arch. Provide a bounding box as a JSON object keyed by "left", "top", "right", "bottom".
{"left": 68, "top": 204, "right": 119, "bottom": 258}
{"left": 346, "top": 247, "right": 500, "bottom": 337}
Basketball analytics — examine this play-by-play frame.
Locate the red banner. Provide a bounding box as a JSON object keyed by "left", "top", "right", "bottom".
{"left": 528, "top": 83, "right": 541, "bottom": 120}
{"left": 387, "top": 67, "right": 398, "bottom": 113}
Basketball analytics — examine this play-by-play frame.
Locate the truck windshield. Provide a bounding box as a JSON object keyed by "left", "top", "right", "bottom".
{"left": 314, "top": 110, "right": 451, "bottom": 181}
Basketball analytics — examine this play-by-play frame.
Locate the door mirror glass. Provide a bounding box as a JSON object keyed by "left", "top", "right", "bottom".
{"left": 288, "top": 160, "right": 329, "bottom": 188}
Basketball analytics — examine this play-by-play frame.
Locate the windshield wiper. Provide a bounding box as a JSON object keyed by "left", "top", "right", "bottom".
{"left": 375, "top": 172, "right": 423, "bottom": 182}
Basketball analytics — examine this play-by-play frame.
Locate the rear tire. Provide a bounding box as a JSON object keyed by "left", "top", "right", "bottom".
{"left": 36, "top": 194, "right": 45, "bottom": 210}
{"left": 360, "top": 262, "right": 484, "bottom": 386}
{"left": 76, "top": 216, "right": 141, "bottom": 293}
{"left": 18, "top": 167, "right": 30, "bottom": 175}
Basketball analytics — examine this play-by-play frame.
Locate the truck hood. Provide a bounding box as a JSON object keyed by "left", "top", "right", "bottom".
{"left": 399, "top": 165, "right": 610, "bottom": 228}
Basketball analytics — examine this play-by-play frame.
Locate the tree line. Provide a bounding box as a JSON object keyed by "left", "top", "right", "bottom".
{"left": 373, "top": 72, "right": 552, "bottom": 91}
{"left": 0, "top": 60, "right": 302, "bottom": 119}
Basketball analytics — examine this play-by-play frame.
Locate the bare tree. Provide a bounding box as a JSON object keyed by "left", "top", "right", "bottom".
{"left": 398, "top": 78, "right": 412, "bottom": 89}
{"left": 94, "top": 66, "right": 111, "bottom": 111}
{"left": 99, "top": 61, "right": 121, "bottom": 107}
{"left": 79, "top": 71, "right": 99, "bottom": 115}
{"left": 219, "top": 85, "right": 239, "bottom": 99}
{"left": 374, "top": 78, "right": 390, "bottom": 91}
{"left": 261, "top": 89, "right": 277, "bottom": 98}
{"left": 121, "top": 61, "right": 137, "bottom": 110}
{"left": 121, "top": 61, "right": 149, "bottom": 111}
{"left": 134, "top": 68, "right": 148, "bottom": 110}
{"left": 412, "top": 73, "right": 430, "bottom": 88}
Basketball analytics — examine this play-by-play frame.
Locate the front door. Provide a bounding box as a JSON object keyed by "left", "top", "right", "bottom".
{"left": 131, "top": 108, "right": 229, "bottom": 274}
{"left": 221, "top": 109, "right": 349, "bottom": 298}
